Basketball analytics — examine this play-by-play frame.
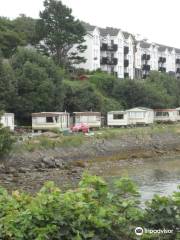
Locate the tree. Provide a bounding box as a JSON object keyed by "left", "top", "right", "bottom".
{"left": 11, "top": 48, "right": 64, "bottom": 123}
{"left": 35, "top": 0, "right": 86, "bottom": 67}
{"left": 0, "top": 56, "right": 17, "bottom": 111}
{"left": 0, "top": 112, "right": 14, "bottom": 158}
{"left": 0, "top": 17, "right": 25, "bottom": 58}
{"left": 12, "top": 14, "right": 37, "bottom": 45}
{"left": 63, "top": 80, "right": 102, "bottom": 112}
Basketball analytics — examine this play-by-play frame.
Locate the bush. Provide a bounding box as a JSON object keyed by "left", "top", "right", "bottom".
{"left": 0, "top": 126, "right": 14, "bottom": 157}
{"left": 0, "top": 174, "right": 179, "bottom": 239}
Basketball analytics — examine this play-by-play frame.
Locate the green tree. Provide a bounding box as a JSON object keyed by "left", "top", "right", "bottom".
{"left": 0, "top": 56, "right": 17, "bottom": 111}
{"left": 0, "top": 112, "right": 14, "bottom": 158}
{"left": 12, "top": 14, "right": 37, "bottom": 45}
{"left": 35, "top": 0, "right": 86, "bottom": 66}
{"left": 0, "top": 17, "right": 25, "bottom": 58}
{"left": 63, "top": 80, "right": 102, "bottom": 112}
{"left": 11, "top": 48, "right": 64, "bottom": 123}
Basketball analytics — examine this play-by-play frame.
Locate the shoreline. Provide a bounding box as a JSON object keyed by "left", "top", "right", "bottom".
{"left": 1, "top": 130, "right": 180, "bottom": 192}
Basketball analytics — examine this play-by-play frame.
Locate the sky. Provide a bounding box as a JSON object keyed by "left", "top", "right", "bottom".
{"left": 0, "top": 0, "right": 180, "bottom": 48}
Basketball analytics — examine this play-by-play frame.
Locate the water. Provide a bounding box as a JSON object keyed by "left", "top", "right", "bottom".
{"left": 87, "top": 156, "right": 180, "bottom": 203}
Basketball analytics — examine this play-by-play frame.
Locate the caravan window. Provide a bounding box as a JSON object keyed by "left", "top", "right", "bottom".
{"left": 113, "top": 114, "right": 124, "bottom": 120}
{"left": 129, "top": 111, "right": 145, "bottom": 118}
{"left": 155, "top": 112, "right": 169, "bottom": 117}
{"left": 46, "top": 117, "right": 54, "bottom": 123}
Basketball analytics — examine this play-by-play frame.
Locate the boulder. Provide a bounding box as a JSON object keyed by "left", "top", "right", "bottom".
{"left": 18, "top": 167, "right": 30, "bottom": 173}
{"left": 54, "top": 159, "right": 63, "bottom": 168}
{"left": 42, "top": 156, "right": 56, "bottom": 168}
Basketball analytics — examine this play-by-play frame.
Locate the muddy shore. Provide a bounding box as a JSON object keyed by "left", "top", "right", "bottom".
{"left": 1, "top": 131, "right": 180, "bottom": 192}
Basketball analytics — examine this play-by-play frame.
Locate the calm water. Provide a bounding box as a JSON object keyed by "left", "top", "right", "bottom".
{"left": 88, "top": 156, "right": 180, "bottom": 203}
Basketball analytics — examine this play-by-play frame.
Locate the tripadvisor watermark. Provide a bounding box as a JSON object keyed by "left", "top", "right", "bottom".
{"left": 135, "top": 227, "right": 174, "bottom": 236}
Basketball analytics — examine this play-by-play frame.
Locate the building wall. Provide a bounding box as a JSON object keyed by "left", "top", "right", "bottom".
{"left": 74, "top": 25, "right": 180, "bottom": 79}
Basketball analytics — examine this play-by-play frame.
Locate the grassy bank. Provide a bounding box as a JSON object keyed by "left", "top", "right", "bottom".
{"left": 13, "top": 123, "right": 180, "bottom": 153}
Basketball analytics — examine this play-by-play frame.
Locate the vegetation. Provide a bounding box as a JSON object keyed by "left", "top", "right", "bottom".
{"left": 1, "top": 1, "right": 180, "bottom": 126}
{"left": 0, "top": 112, "right": 14, "bottom": 157}
{"left": 0, "top": 174, "right": 179, "bottom": 239}
{"left": 13, "top": 124, "right": 180, "bottom": 153}
{"left": 0, "top": 15, "right": 36, "bottom": 58}
{"left": 35, "top": 0, "right": 86, "bottom": 66}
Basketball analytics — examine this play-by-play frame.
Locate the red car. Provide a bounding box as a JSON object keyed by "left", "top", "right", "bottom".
{"left": 71, "top": 123, "right": 89, "bottom": 133}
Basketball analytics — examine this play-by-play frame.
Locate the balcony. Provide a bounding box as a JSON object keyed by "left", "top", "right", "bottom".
{"left": 159, "top": 67, "right": 166, "bottom": 72}
{"left": 176, "top": 68, "right": 180, "bottom": 74}
{"left": 100, "top": 43, "right": 108, "bottom": 51}
{"left": 100, "top": 57, "right": 118, "bottom": 65}
{"left": 124, "top": 59, "right": 129, "bottom": 67}
{"left": 142, "top": 54, "right": 150, "bottom": 61}
{"left": 124, "top": 46, "right": 129, "bottom": 55}
{"left": 108, "top": 44, "right": 118, "bottom": 51}
{"left": 100, "top": 43, "right": 118, "bottom": 51}
{"left": 142, "top": 64, "right": 150, "bottom": 71}
{"left": 124, "top": 73, "right": 129, "bottom": 78}
{"left": 158, "top": 57, "right": 166, "bottom": 63}
{"left": 176, "top": 59, "right": 180, "bottom": 64}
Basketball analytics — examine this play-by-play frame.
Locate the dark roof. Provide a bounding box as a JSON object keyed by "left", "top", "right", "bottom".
{"left": 32, "top": 112, "right": 69, "bottom": 117}
{"left": 138, "top": 41, "right": 151, "bottom": 48}
{"left": 99, "top": 27, "right": 120, "bottom": 36}
{"left": 158, "top": 44, "right": 171, "bottom": 52}
{"left": 175, "top": 48, "right": 180, "bottom": 54}
{"left": 123, "top": 31, "right": 136, "bottom": 41}
{"left": 122, "top": 31, "right": 130, "bottom": 39}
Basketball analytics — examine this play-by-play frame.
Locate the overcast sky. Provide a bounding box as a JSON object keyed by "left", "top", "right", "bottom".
{"left": 0, "top": 0, "right": 180, "bottom": 48}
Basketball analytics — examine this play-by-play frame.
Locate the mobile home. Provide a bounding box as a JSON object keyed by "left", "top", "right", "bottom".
{"left": 107, "top": 111, "right": 128, "bottom": 126}
{"left": 126, "top": 107, "right": 154, "bottom": 125}
{"left": 154, "top": 109, "right": 177, "bottom": 122}
{"left": 107, "top": 107, "right": 154, "bottom": 127}
{"left": 32, "top": 112, "right": 70, "bottom": 131}
{"left": 0, "top": 113, "right": 14, "bottom": 131}
{"left": 176, "top": 107, "right": 180, "bottom": 121}
{"left": 73, "top": 112, "right": 101, "bottom": 128}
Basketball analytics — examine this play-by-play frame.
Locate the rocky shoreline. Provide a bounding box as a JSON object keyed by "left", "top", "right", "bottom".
{"left": 1, "top": 131, "right": 180, "bottom": 192}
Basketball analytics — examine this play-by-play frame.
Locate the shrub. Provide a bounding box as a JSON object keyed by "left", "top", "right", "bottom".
{"left": 0, "top": 174, "right": 179, "bottom": 239}
{"left": 0, "top": 126, "right": 14, "bottom": 157}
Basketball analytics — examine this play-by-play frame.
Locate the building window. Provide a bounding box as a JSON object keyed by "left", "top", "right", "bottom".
{"left": 113, "top": 114, "right": 124, "bottom": 119}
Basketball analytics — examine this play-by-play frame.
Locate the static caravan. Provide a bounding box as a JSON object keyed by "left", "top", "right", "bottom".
{"left": 154, "top": 109, "right": 177, "bottom": 122}
{"left": 73, "top": 112, "right": 101, "bottom": 128}
{"left": 0, "top": 113, "right": 14, "bottom": 131}
{"left": 126, "top": 107, "right": 154, "bottom": 125}
{"left": 176, "top": 107, "right": 180, "bottom": 121}
{"left": 107, "top": 111, "right": 128, "bottom": 126}
{"left": 32, "top": 112, "right": 70, "bottom": 131}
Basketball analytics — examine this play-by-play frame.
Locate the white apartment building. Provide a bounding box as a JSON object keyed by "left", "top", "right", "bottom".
{"left": 135, "top": 41, "right": 180, "bottom": 79}
{"left": 75, "top": 23, "right": 180, "bottom": 79}
{"left": 76, "top": 23, "right": 134, "bottom": 79}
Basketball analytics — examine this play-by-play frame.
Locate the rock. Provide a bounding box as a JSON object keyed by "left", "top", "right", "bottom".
{"left": 54, "top": 159, "right": 63, "bottom": 168}
{"left": 0, "top": 163, "right": 5, "bottom": 173}
{"left": 71, "top": 169, "right": 79, "bottom": 174}
{"left": 13, "top": 172, "right": 19, "bottom": 177}
{"left": 5, "top": 167, "right": 17, "bottom": 174}
{"left": 19, "top": 167, "right": 30, "bottom": 173}
{"left": 73, "top": 160, "right": 87, "bottom": 168}
{"left": 42, "top": 156, "right": 56, "bottom": 168}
